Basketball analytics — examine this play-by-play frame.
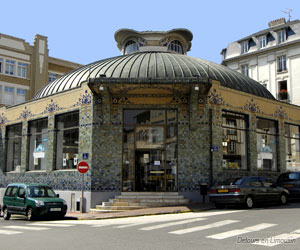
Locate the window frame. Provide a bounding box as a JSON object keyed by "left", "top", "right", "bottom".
{"left": 277, "top": 55, "right": 287, "bottom": 72}
{"left": 54, "top": 111, "right": 79, "bottom": 170}
{"left": 258, "top": 35, "right": 267, "bottom": 49}
{"left": 284, "top": 123, "right": 300, "bottom": 171}
{"left": 124, "top": 40, "right": 139, "bottom": 55}
{"left": 0, "top": 58, "right": 3, "bottom": 74}
{"left": 241, "top": 64, "right": 249, "bottom": 77}
{"left": 168, "top": 40, "right": 184, "bottom": 54}
{"left": 27, "top": 118, "right": 49, "bottom": 171}
{"left": 221, "top": 110, "right": 249, "bottom": 171}
{"left": 5, "top": 59, "right": 15, "bottom": 75}
{"left": 277, "top": 29, "right": 286, "bottom": 44}
{"left": 48, "top": 72, "right": 57, "bottom": 83}
{"left": 5, "top": 123, "right": 23, "bottom": 172}
{"left": 256, "top": 117, "right": 279, "bottom": 172}
{"left": 241, "top": 41, "right": 249, "bottom": 54}
{"left": 17, "top": 62, "right": 27, "bottom": 78}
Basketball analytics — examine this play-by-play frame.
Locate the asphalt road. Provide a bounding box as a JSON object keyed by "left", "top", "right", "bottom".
{"left": 1, "top": 202, "right": 300, "bottom": 250}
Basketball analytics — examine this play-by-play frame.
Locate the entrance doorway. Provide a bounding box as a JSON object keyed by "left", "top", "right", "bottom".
{"left": 122, "top": 109, "right": 178, "bottom": 192}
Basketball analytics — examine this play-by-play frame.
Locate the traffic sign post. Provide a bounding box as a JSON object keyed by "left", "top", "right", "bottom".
{"left": 77, "top": 161, "right": 89, "bottom": 213}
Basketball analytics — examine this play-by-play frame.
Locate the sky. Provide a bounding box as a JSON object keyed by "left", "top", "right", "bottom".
{"left": 1, "top": 0, "right": 299, "bottom": 65}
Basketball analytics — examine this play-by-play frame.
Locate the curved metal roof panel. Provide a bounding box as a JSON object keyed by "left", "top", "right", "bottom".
{"left": 34, "top": 52, "right": 275, "bottom": 100}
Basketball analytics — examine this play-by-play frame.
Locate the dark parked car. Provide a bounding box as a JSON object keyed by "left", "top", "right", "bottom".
{"left": 2, "top": 183, "right": 67, "bottom": 221}
{"left": 209, "top": 176, "right": 289, "bottom": 209}
{"left": 277, "top": 172, "right": 300, "bottom": 199}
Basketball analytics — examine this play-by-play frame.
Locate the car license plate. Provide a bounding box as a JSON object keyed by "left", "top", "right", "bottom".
{"left": 50, "top": 208, "right": 61, "bottom": 212}
{"left": 218, "top": 189, "right": 228, "bottom": 193}
{"left": 284, "top": 184, "right": 294, "bottom": 187}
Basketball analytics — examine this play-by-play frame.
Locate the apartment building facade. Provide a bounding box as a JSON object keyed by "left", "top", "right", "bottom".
{"left": 0, "top": 33, "right": 82, "bottom": 106}
{"left": 221, "top": 18, "right": 300, "bottom": 105}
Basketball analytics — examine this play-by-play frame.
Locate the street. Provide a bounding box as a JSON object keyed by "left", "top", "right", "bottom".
{"left": 0, "top": 202, "right": 300, "bottom": 250}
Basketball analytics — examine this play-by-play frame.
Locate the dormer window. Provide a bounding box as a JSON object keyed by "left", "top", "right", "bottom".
{"left": 277, "top": 30, "right": 286, "bottom": 44}
{"left": 168, "top": 40, "right": 183, "bottom": 54}
{"left": 241, "top": 41, "right": 249, "bottom": 54}
{"left": 124, "top": 40, "right": 139, "bottom": 55}
{"left": 258, "top": 35, "right": 267, "bottom": 49}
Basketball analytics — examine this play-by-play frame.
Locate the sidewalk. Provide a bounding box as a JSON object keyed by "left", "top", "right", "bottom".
{"left": 65, "top": 202, "right": 215, "bottom": 220}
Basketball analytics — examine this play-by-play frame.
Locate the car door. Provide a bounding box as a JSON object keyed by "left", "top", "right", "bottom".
{"left": 14, "top": 186, "right": 26, "bottom": 214}
{"left": 5, "top": 186, "right": 19, "bottom": 213}
{"left": 245, "top": 177, "right": 265, "bottom": 202}
{"left": 261, "top": 178, "right": 280, "bottom": 202}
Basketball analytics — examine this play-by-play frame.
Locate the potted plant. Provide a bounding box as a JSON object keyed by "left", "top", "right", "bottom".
{"left": 278, "top": 89, "right": 288, "bottom": 100}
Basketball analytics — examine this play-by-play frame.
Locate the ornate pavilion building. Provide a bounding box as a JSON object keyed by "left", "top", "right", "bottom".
{"left": 0, "top": 29, "right": 300, "bottom": 211}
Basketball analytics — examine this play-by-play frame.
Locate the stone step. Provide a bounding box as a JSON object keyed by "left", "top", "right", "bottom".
{"left": 110, "top": 198, "right": 189, "bottom": 203}
{"left": 102, "top": 201, "right": 141, "bottom": 206}
{"left": 89, "top": 208, "right": 128, "bottom": 213}
{"left": 114, "top": 195, "right": 185, "bottom": 199}
{"left": 95, "top": 205, "right": 147, "bottom": 210}
{"left": 93, "top": 192, "right": 190, "bottom": 211}
{"left": 120, "top": 192, "right": 179, "bottom": 196}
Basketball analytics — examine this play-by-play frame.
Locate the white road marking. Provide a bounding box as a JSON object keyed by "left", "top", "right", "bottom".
{"left": 169, "top": 220, "right": 239, "bottom": 235}
{"left": 0, "top": 229, "right": 22, "bottom": 235}
{"left": 3, "top": 226, "right": 49, "bottom": 231}
{"left": 115, "top": 210, "right": 244, "bottom": 228}
{"left": 206, "top": 223, "right": 277, "bottom": 240}
{"left": 139, "top": 218, "right": 207, "bottom": 231}
{"left": 28, "top": 223, "right": 75, "bottom": 227}
{"left": 253, "top": 229, "right": 300, "bottom": 247}
{"left": 91, "top": 224, "right": 113, "bottom": 228}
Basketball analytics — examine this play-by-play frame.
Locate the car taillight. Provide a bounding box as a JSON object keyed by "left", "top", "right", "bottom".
{"left": 209, "top": 190, "right": 217, "bottom": 194}
{"left": 229, "top": 188, "right": 241, "bottom": 193}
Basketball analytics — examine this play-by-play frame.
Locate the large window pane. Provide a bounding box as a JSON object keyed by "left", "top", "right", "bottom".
{"left": 257, "top": 118, "right": 278, "bottom": 171}
{"left": 135, "top": 127, "right": 164, "bottom": 149}
{"left": 6, "top": 124, "right": 22, "bottom": 172}
{"left": 122, "top": 127, "right": 135, "bottom": 191}
{"left": 222, "top": 111, "right": 248, "bottom": 170}
{"left": 28, "top": 118, "right": 48, "bottom": 171}
{"left": 55, "top": 111, "right": 79, "bottom": 170}
{"left": 285, "top": 124, "right": 300, "bottom": 171}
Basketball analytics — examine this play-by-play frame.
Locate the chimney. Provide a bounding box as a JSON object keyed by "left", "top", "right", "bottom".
{"left": 268, "top": 18, "right": 286, "bottom": 28}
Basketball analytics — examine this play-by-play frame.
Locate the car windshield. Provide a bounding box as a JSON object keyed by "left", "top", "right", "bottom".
{"left": 278, "top": 173, "right": 300, "bottom": 182}
{"left": 27, "top": 186, "right": 57, "bottom": 198}
{"left": 217, "top": 178, "right": 244, "bottom": 185}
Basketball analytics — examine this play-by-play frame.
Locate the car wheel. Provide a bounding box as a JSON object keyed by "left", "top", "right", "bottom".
{"left": 215, "top": 203, "right": 225, "bottom": 209}
{"left": 279, "top": 193, "right": 287, "bottom": 205}
{"left": 27, "top": 208, "right": 34, "bottom": 221}
{"left": 3, "top": 207, "right": 11, "bottom": 220}
{"left": 245, "top": 196, "right": 254, "bottom": 209}
{"left": 58, "top": 213, "right": 66, "bottom": 220}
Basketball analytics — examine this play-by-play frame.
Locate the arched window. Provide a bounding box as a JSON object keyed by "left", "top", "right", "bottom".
{"left": 124, "top": 40, "right": 139, "bottom": 55}
{"left": 168, "top": 40, "right": 183, "bottom": 54}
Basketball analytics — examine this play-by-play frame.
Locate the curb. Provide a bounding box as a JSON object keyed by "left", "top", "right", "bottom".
{"left": 67, "top": 206, "right": 216, "bottom": 221}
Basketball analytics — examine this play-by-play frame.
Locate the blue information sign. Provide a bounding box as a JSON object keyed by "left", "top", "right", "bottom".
{"left": 211, "top": 146, "right": 218, "bottom": 152}
{"left": 82, "top": 153, "right": 89, "bottom": 159}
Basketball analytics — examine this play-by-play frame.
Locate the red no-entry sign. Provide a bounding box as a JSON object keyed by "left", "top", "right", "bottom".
{"left": 77, "top": 161, "right": 89, "bottom": 174}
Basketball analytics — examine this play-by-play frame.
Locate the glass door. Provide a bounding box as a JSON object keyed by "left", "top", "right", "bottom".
{"left": 135, "top": 150, "right": 165, "bottom": 192}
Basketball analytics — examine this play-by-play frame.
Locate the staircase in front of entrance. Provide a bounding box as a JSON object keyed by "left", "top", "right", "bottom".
{"left": 91, "top": 192, "right": 190, "bottom": 212}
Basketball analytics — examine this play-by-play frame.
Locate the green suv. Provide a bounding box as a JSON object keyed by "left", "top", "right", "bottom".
{"left": 2, "top": 183, "right": 67, "bottom": 221}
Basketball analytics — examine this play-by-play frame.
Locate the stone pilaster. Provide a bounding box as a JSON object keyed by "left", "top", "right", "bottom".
{"left": 278, "top": 120, "right": 286, "bottom": 173}
{"left": 20, "top": 120, "right": 28, "bottom": 172}
{"left": 46, "top": 114, "right": 55, "bottom": 172}
{"left": 248, "top": 113, "right": 258, "bottom": 172}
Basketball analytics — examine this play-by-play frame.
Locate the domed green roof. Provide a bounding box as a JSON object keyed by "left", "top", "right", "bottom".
{"left": 34, "top": 52, "right": 275, "bottom": 100}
